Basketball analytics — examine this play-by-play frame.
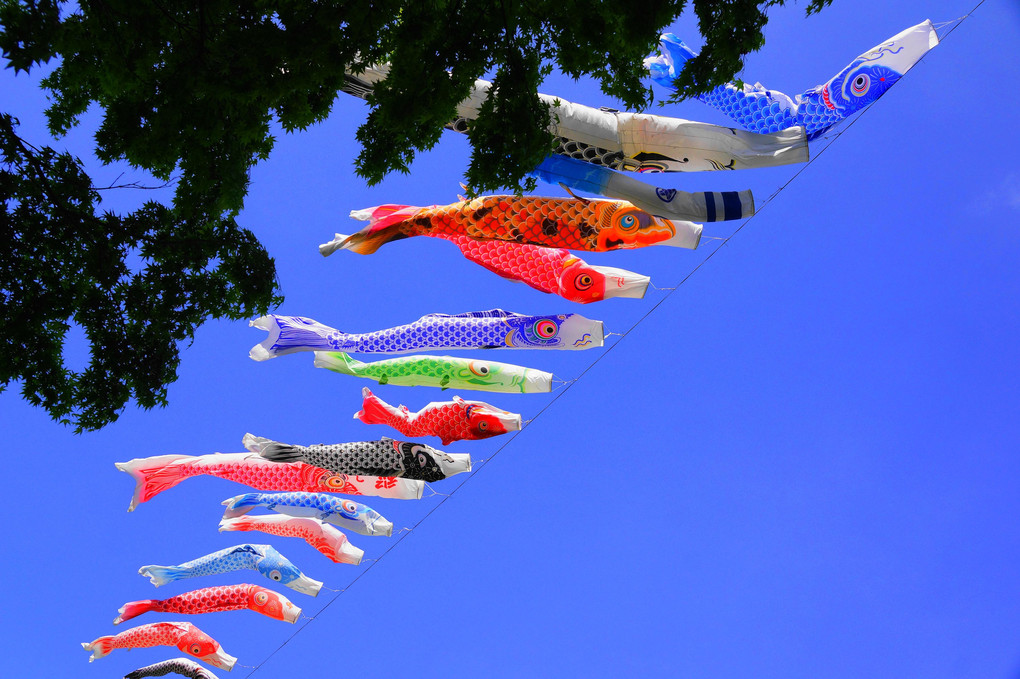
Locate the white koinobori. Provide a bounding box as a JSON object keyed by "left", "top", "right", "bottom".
{"left": 339, "top": 65, "right": 808, "bottom": 223}
{"left": 342, "top": 64, "right": 808, "bottom": 173}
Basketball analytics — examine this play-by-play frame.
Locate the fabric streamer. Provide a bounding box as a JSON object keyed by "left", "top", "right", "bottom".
{"left": 330, "top": 196, "right": 701, "bottom": 254}
{"left": 532, "top": 155, "right": 753, "bottom": 221}
{"left": 313, "top": 350, "right": 555, "bottom": 392}
{"left": 645, "top": 20, "right": 938, "bottom": 140}
{"left": 342, "top": 64, "right": 808, "bottom": 171}
{"left": 116, "top": 451, "right": 423, "bottom": 511}
{"left": 355, "top": 387, "right": 521, "bottom": 445}
{"left": 138, "top": 544, "right": 323, "bottom": 596}
{"left": 82, "top": 622, "right": 236, "bottom": 670}
{"left": 115, "top": 584, "right": 301, "bottom": 625}
{"left": 249, "top": 310, "right": 604, "bottom": 360}
{"left": 247, "top": 434, "right": 471, "bottom": 482}
{"left": 218, "top": 515, "right": 364, "bottom": 565}
{"left": 124, "top": 657, "right": 221, "bottom": 679}
{"left": 222, "top": 491, "right": 394, "bottom": 537}
{"left": 324, "top": 232, "right": 649, "bottom": 305}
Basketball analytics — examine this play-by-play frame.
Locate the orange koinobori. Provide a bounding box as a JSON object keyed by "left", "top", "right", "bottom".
{"left": 336, "top": 195, "right": 703, "bottom": 255}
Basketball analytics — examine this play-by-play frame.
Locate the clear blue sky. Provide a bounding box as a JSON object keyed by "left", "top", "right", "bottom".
{"left": 3, "top": 1, "right": 1019, "bottom": 677}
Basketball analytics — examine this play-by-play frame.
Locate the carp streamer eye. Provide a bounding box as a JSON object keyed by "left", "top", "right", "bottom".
{"left": 324, "top": 475, "right": 347, "bottom": 489}
{"left": 270, "top": 570, "right": 282, "bottom": 581}
{"left": 341, "top": 499, "right": 358, "bottom": 516}
{"left": 616, "top": 212, "right": 639, "bottom": 231}
{"left": 255, "top": 591, "right": 270, "bottom": 605}
{"left": 190, "top": 644, "right": 203, "bottom": 655}
{"left": 574, "top": 273, "right": 594, "bottom": 291}
{"left": 468, "top": 361, "right": 490, "bottom": 376}
{"left": 534, "top": 319, "right": 558, "bottom": 339}
{"left": 417, "top": 452, "right": 429, "bottom": 466}
{"left": 477, "top": 420, "right": 489, "bottom": 431}
{"left": 851, "top": 73, "right": 870, "bottom": 96}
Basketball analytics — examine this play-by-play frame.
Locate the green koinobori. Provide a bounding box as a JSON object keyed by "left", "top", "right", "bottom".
{"left": 313, "top": 352, "right": 553, "bottom": 394}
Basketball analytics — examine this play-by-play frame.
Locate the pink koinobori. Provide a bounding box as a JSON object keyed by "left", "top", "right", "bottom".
{"left": 219, "top": 514, "right": 364, "bottom": 565}
{"left": 116, "top": 451, "right": 423, "bottom": 510}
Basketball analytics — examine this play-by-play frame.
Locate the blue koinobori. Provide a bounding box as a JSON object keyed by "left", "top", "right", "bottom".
{"left": 531, "top": 154, "right": 754, "bottom": 222}
{"left": 645, "top": 20, "right": 939, "bottom": 141}
{"left": 137, "top": 544, "right": 323, "bottom": 596}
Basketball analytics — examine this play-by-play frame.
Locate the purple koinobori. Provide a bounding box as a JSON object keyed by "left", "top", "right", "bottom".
{"left": 249, "top": 309, "right": 604, "bottom": 360}
{"left": 645, "top": 20, "right": 938, "bottom": 140}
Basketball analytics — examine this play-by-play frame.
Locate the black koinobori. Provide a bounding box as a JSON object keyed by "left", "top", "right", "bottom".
{"left": 245, "top": 434, "right": 471, "bottom": 483}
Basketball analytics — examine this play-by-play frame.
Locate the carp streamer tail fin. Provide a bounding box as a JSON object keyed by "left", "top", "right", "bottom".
{"left": 249, "top": 315, "right": 342, "bottom": 360}
{"left": 247, "top": 437, "right": 306, "bottom": 463}
{"left": 221, "top": 493, "right": 261, "bottom": 518}
{"left": 313, "top": 351, "right": 362, "bottom": 376}
{"left": 218, "top": 516, "right": 254, "bottom": 534}
{"left": 340, "top": 204, "right": 420, "bottom": 254}
{"left": 138, "top": 564, "right": 191, "bottom": 587}
{"left": 114, "top": 600, "right": 155, "bottom": 625}
{"left": 81, "top": 636, "right": 115, "bottom": 661}
{"left": 115, "top": 454, "right": 194, "bottom": 511}
{"left": 354, "top": 387, "right": 400, "bottom": 426}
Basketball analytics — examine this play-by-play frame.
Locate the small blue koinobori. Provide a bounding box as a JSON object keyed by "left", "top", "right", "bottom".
{"left": 138, "top": 544, "right": 323, "bottom": 596}
{"left": 645, "top": 20, "right": 938, "bottom": 140}
{"left": 249, "top": 309, "right": 605, "bottom": 359}
{"left": 221, "top": 491, "right": 394, "bottom": 537}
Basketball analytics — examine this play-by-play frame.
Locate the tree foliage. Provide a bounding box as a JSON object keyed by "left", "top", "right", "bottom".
{"left": 0, "top": 0, "right": 832, "bottom": 428}
{"left": 0, "top": 114, "right": 280, "bottom": 431}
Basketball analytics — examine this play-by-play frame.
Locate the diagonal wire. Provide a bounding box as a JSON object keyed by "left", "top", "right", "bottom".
{"left": 242, "top": 5, "right": 984, "bottom": 675}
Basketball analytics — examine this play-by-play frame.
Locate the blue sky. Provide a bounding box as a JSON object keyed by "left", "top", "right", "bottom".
{"left": 3, "top": 1, "right": 1020, "bottom": 677}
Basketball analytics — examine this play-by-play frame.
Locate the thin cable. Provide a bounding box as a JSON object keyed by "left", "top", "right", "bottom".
{"left": 242, "top": 6, "right": 983, "bottom": 674}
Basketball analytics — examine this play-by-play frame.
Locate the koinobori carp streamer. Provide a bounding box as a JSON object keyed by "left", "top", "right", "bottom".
{"left": 246, "top": 433, "right": 471, "bottom": 483}
{"left": 138, "top": 543, "right": 323, "bottom": 596}
{"left": 313, "top": 350, "right": 554, "bottom": 393}
{"left": 355, "top": 388, "right": 521, "bottom": 445}
{"left": 645, "top": 20, "right": 938, "bottom": 140}
{"left": 82, "top": 622, "right": 236, "bottom": 670}
{"left": 322, "top": 232, "right": 650, "bottom": 305}
{"left": 221, "top": 491, "right": 394, "bottom": 537}
{"left": 341, "top": 62, "right": 807, "bottom": 173}
{"left": 124, "top": 657, "right": 221, "bottom": 679}
{"left": 115, "top": 584, "right": 301, "bottom": 625}
{"left": 249, "top": 310, "right": 604, "bottom": 360}
{"left": 219, "top": 515, "right": 364, "bottom": 565}
{"left": 335, "top": 195, "right": 701, "bottom": 255}
{"left": 531, "top": 155, "right": 754, "bottom": 221}
{"left": 116, "top": 451, "right": 423, "bottom": 511}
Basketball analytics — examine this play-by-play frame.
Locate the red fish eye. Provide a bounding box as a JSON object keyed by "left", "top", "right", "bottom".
{"left": 255, "top": 591, "right": 269, "bottom": 605}
{"left": 478, "top": 420, "right": 489, "bottom": 430}
{"left": 534, "top": 320, "right": 558, "bottom": 339}
{"left": 574, "top": 273, "right": 593, "bottom": 291}
{"left": 190, "top": 644, "right": 202, "bottom": 655}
